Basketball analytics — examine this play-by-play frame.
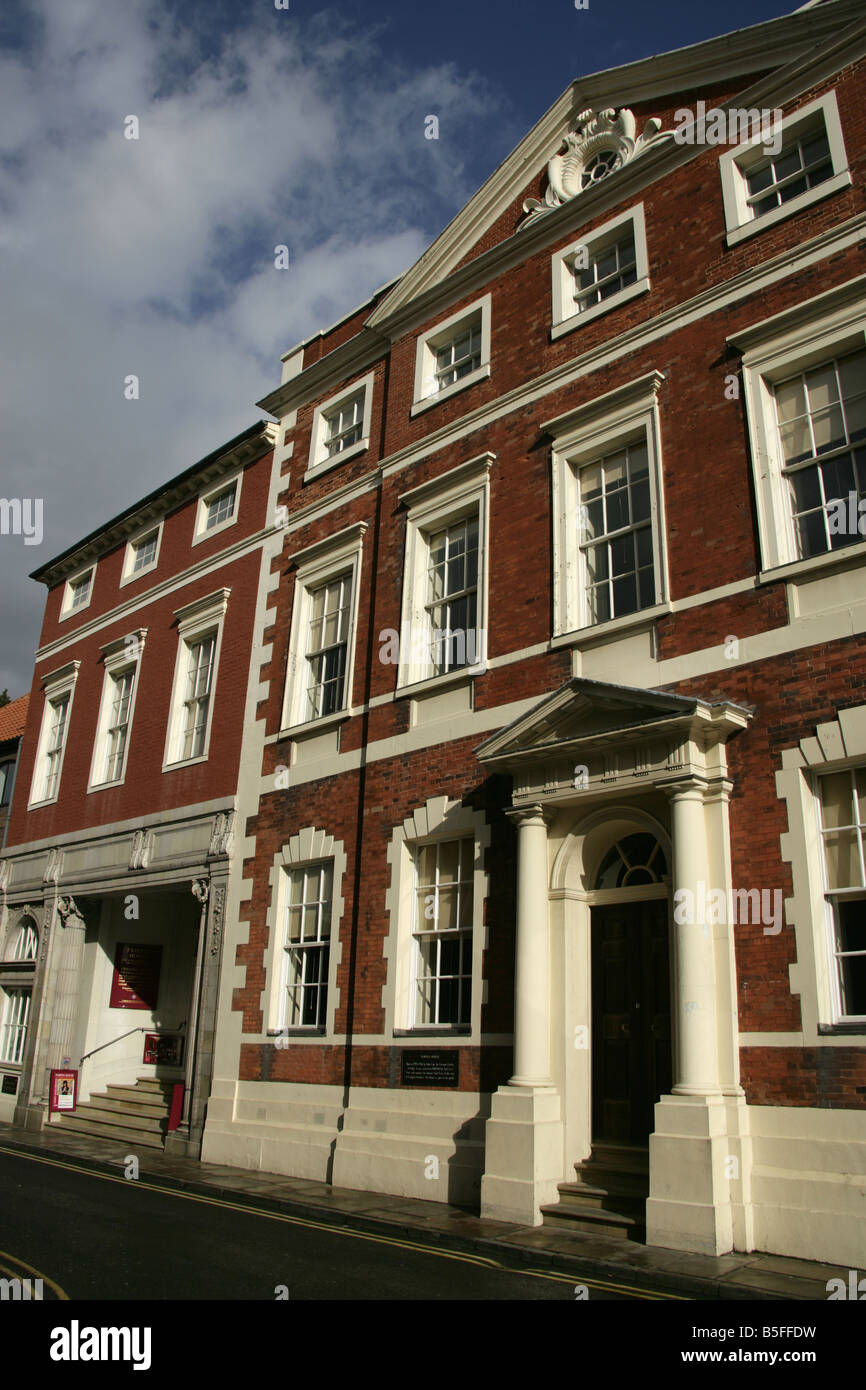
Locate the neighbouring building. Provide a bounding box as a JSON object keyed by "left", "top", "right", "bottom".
{"left": 199, "top": 0, "right": 866, "bottom": 1266}
{"left": 0, "top": 421, "right": 277, "bottom": 1155}
{"left": 0, "top": 694, "right": 29, "bottom": 851}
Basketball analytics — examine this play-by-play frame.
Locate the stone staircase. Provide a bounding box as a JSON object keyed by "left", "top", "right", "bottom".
{"left": 540, "top": 1143, "right": 649, "bottom": 1241}
{"left": 52, "top": 1077, "right": 176, "bottom": 1150}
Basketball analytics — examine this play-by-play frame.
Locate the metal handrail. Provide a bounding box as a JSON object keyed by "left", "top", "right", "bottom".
{"left": 79, "top": 1021, "right": 185, "bottom": 1068}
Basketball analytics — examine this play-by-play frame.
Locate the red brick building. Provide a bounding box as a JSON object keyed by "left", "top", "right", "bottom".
{"left": 0, "top": 694, "right": 29, "bottom": 851}
{"left": 197, "top": 0, "right": 866, "bottom": 1265}
{"left": 0, "top": 420, "right": 277, "bottom": 1155}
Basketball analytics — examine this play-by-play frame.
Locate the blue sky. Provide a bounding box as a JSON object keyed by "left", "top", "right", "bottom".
{"left": 0, "top": 0, "right": 802, "bottom": 694}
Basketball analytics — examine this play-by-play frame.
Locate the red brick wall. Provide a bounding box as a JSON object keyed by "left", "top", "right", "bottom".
{"left": 6, "top": 447, "right": 274, "bottom": 845}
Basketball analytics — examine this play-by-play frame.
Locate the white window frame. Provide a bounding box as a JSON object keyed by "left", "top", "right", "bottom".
{"left": 28, "top": 660, "right": 80, "bottom": 808}
{"left": 0, "top": 986, "right": 31, "bottom": 1066}
{"left": 547, "top": 372, "right": 669, "bottom": 640}
{"left": 59, "top": 567, "right": 95, "bottom": 621}
{"left": 192, "top": 472, "right": 243, "bottom": 546}
{"left": 551, "top": 204, "right": 649, "bottom": 339}
{"left": 411, "top": 295, "right": 492, "bottom": 416}
{"left": 396, "top": 453, "right": 492, "bottom": 692}
{"left": 88, "top": 628, "right": 147, "bottom": 790}
{"left": 281, "top": 523, "right": 367, "bottom": 736}
{"left": 737, "top": 281, "right": 866, "bottom": 579}
{"left": 383, "top": 795, "right": 490, "bottom": 1038}
{"left": 719, "top": 91, "right": 851, "bottom": 247}
{"left": 264, "top": 827, "right": 346, "bottom": 1041}
{"left": 306, "top": 373, "right": 375, "bottom": 481}
{"left": 776, "top": 703, "right": 866, "bottom": 1042}
{"left": 163, "top": 589, "right": 230, "bottom": 770}
{"left": 120, "top": 522, "right": 163, "bottom": 585}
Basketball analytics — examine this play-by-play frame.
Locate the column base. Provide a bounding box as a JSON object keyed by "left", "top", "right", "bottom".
{"left": 480, "top": 1084, "right": 563, "bottom": 1226}
{"left": 645, "top": 1092, "right": 753, "bottom": 1256}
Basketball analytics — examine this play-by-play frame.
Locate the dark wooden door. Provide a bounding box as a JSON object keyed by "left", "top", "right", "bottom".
{"left": 591, "top": 900, "right": 672, "bottom": 1144}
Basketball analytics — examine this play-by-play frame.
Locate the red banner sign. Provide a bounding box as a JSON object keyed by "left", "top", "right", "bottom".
{"left": 109, "top": 942, "right": 162, "bottom": 1010}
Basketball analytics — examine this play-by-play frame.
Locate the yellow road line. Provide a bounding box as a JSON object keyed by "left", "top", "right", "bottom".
{"left": 0, "top": 1143, "right": 683, "bottom": 1300}
{"left": 0, "top": 1246, "right": 69, "bottom": 1300}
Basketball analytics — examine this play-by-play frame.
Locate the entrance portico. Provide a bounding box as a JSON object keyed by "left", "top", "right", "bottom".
{"left": 476, "top": 677, "right": 752, "bottom": 1256}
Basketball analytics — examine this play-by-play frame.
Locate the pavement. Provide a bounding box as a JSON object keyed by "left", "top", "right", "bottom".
{"left": 0, "top": 1118, "right": 849, "bottom": 1301}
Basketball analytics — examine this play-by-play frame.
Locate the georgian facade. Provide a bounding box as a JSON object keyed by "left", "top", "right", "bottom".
{"left": 200, "top": 0, "right": 866, "bottom": 1266}
{"left": 3, "top": 0, "right": 865, "bottom": 1269}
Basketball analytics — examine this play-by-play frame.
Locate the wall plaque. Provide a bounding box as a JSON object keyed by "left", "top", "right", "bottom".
{"left": 143, "top": 1033, "right": 184, "bottom": 1067}
{"left": 109, "top": 942, "right": 162, "bottom": 1010}
{"left": 1, "top": 1074, "right": 18, "bottom": 1095}
{"left": 400, "top": 1049, "right": 460, "bottom": 1088}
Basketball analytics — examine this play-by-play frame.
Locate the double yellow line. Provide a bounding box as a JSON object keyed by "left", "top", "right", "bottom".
{"left": 0, "top": 1144, "right": 683, "bottom": 1301}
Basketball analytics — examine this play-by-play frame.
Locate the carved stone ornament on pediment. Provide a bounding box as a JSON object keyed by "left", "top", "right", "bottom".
{"left": 521, "top": 107, "right": 669, "bottom": 226}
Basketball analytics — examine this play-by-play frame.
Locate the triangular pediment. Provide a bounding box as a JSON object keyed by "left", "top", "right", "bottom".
{"left": 366, "top": 2, "right": 856, "bottom": 333}
{"left": 476, "top": 678, "right": 707, "bottom": 767}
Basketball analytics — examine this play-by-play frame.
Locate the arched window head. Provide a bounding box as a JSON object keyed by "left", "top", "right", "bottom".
{"left": 8, "top": 917, "right": 38, "bottom": 962}
{"left": 595, "top": 833, "right": 667, "bottom": 890}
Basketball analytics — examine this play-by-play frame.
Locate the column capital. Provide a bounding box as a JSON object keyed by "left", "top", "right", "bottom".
{"left": 663, "top": 776, "right": 708, "bottom": 804}
{"left": 505, "top": 803, "right": 554, "bottom": 830}
{"left": 56, "top": 895, "right": 85, "bottom": 928}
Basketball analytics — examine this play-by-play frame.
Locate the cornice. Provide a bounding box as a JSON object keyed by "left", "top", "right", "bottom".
{"left": 257, "top": 326, "right": 390, "bottom": 420}
{"left": 727, "top": 271, "right": 866, "bottom": 353}
{"left": 33, "top": 421, "right": 278, "bottom": 589}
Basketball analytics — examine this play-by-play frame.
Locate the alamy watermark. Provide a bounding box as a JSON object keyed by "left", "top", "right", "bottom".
{"left": 673, "top": 101, "right": 784, "bottom": 156}
{"left": 674, "top": 881, "right": 783, "bottom": 935}
{"left": 378, "top": 624, "right": 484, "bottom": 669}
{"left": 0, "top": 498, "right": 43, "bottom": 546}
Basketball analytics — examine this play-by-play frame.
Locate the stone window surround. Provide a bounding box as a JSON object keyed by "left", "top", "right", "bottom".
{"left": 547, "top": 370, "right": 669, "bottom": 641}
{"left": 162, "top": 588, "right": 230, "bottom": 771}
{"left": 411, "top": 295, "right": 492, "bottom": 417}
{"left": 735, "top": 277, "right": 866, "bottom": 579}
{"left": 306, "top": 372, "right": 376, "bottom": 481}
{"left": 719, "top": 90, "right": 851, "bottom": 248}
{"left": 262, "top": 826, "right": 346, "bottom": 1041}
{"left": 87, "top": 628, "right": 148, "bottom": 792}
{"left": 395, "top": 453, "right": 493, "bottom": 695}
{"left": 777, "top": 699, "right": 866, "bottom": 1040}
{"left": 59, "top": 566, "right": 95, "bottom": 622}
{"left": 192, "top": 471, "right": 243, "bottom": 547}
{"left": 28, "top": 660, "right": 80, "bottom": 809}
{"left": 279, "top": 522, "right": 368, "bottom": 738}
{"left": 382, "top": 794, "right": 491, "bottom": 1040}
{"left": 550, "top": 202, "right": 650, "bottom": 340}
{"left": 120, "top": 521, "right": 164, "bottom": 586}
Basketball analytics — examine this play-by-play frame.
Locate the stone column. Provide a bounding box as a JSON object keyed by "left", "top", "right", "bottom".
{"left": 646, "top": 778, "right": 740, "bottom": 1257}
{"left": 45, "top": 896, "right": 88, "bottom": 1075}
{"left": 667, "top": 780, "right": 720, "bottom": 1096}
{"left": 508, "top": 805, "right": 554, "bottom": 1088}
{"left": 480, "top": 804, "right": 563, "bottom": 1226}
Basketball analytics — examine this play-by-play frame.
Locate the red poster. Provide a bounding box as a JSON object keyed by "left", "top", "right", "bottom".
{"left": 109, "top": 942, "right": 162, "bottom": 1010}
{"left": 49, "top": 1069, "right": 78, "bottom": 1113}
{"left": 143, "top": 1033, "right": 184, "bottom": 1066}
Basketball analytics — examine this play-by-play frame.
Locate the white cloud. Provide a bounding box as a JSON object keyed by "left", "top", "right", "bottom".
{"left": 0, "top": 0, "right": 511, "bottom": 693}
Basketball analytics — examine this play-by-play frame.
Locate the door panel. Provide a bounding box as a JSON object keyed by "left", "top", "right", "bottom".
{"left": 591, "top": 901, "right": 672, "bottom": 1144}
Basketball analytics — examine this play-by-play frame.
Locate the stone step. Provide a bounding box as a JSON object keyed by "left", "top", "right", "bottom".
{"left": 540, "top": 1201, "right": 645, "bottom": 1239}
{"left": 580, "top": 1143, "right": 649, "bottom": 1176}
{"left": 131, "top": 1077, "right": 178, "bottom": 1094}
{"left": 555, "top": 1181, "right": 647, "bottom": 1217}
{"left": 73, "top": 1100, "right": 167, "bottom": 1132}
{"left": 104, "top": 1086, "right": 173, "bottom": 1115}
{"left": 572, "top": 1165, "right": 649, "bottom": 1199}
{"left": 53, "top": 1112, "right": 167, "bottom": 1149}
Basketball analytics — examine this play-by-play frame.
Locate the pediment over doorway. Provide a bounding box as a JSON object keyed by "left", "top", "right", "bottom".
{"left": 475, "top": 677, "right": 750, "bottom": 803}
